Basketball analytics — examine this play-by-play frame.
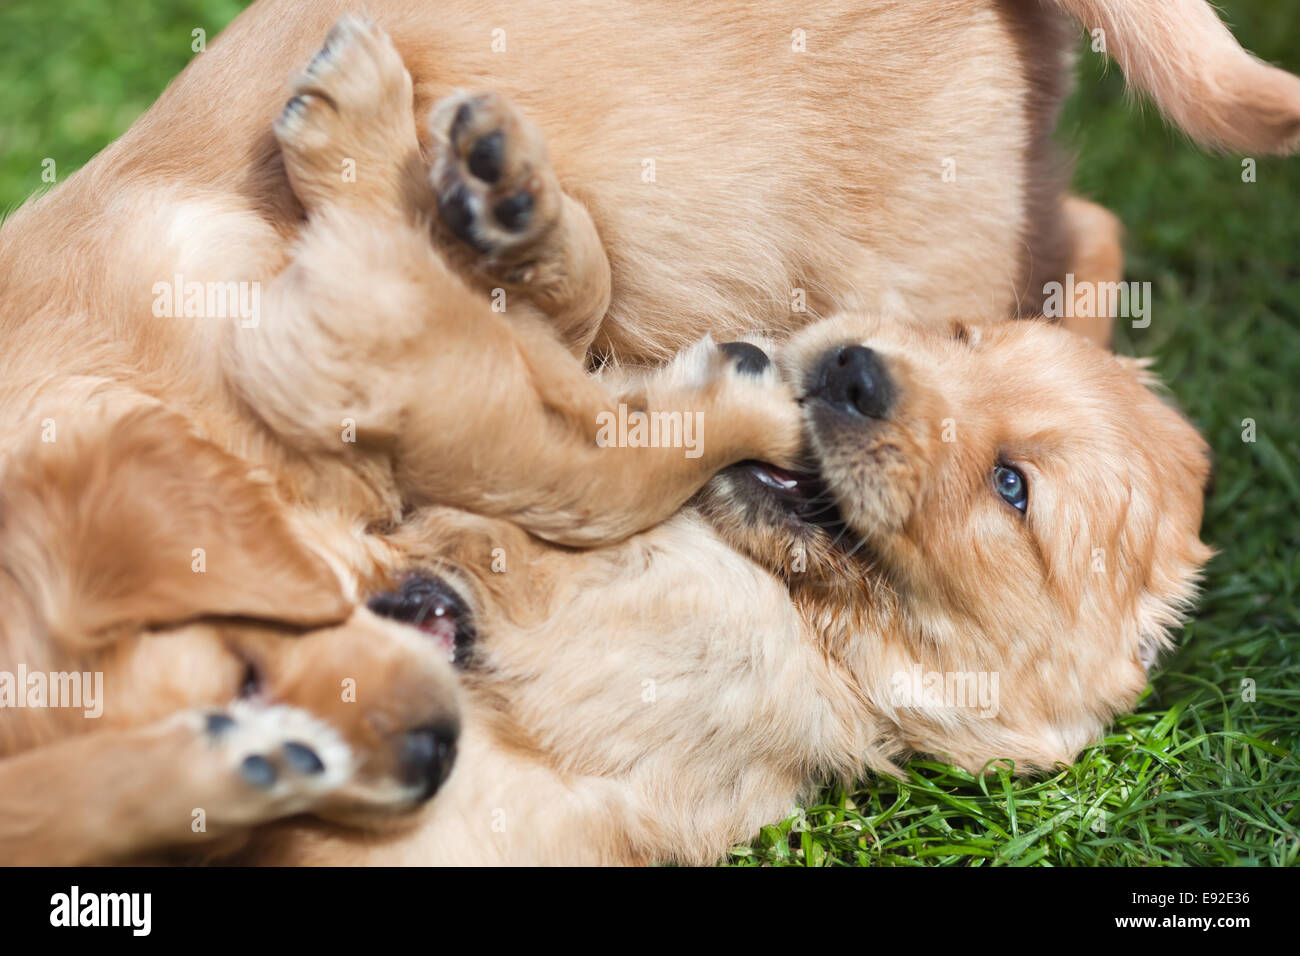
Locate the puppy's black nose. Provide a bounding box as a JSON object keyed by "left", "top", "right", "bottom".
{"left": 399, "top": 724, "right": 457, "bottom": 801}
{"left": 810, "top": 345, "right": 894, "bottom": 419}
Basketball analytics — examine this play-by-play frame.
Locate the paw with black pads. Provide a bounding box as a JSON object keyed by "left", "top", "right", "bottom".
{"left": 718, "top": 341, "right": 773, "bottom": 376}
{"left": 658, "top": 336, "right": 785, "bottom": 391}
{"left": 189, "top": 702, "right": 353, "bottom": 825}
{"left": 273, "top": 15, "right": 418, "bottom": 211}
{"left": 429, "top": 91, "right": 563, "bottom": 270}
{"left": 641, "top": 335, "right": 803, "bottom": 471}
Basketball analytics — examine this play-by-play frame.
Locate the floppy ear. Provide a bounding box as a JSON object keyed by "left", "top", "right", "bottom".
{"left": 0, "top": 405, "right": 353, "bottom": 647}
{"left": 1109, "top": 354, "right": 1217, "bottom": 674}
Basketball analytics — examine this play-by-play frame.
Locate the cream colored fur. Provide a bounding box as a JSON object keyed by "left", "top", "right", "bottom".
{"left": 0, "top": 0, "right": 1282, "bottom": 863}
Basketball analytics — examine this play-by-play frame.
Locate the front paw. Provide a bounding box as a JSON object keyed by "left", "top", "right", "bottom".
{"left": 429, "top": 91, "right": 563, "bottom": 279}
{"left": 649, "top": 337, "right": 804, "bottom": 470}
{"left": 187, "top": 702, "right": 353, "bottom": 826}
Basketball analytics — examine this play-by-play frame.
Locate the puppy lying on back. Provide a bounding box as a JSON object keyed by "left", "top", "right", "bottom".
{"left": 0, "top": 21, "right": 798, "bottom": 864}
{"left": 1, "top": 0, "right": 1271, "bottom": 862}
{"left": 228, "top": 27, "right": 1212, "bottom": 866}
{"left": 251, "top": 316, "right": 1212, "bottom": 866}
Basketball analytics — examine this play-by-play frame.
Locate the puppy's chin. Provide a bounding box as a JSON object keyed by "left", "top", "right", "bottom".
{"left": 310, "top": 790, "right": 437, "bottom": 831}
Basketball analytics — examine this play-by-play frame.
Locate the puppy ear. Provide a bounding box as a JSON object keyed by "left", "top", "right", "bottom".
{"left": 1, "top": 406, "right": 353, "bottom": 647}
{"left": 1131, "top": 535, "right": 1216, "bottom": 675}
{"left": 1109, "top": 356, "right": 1217, "bottom": 674}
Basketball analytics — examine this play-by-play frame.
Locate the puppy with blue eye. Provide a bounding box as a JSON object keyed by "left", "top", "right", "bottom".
{"left": 256, "top": 312, "right": 1213, "bottom": 866}
{"left": 698, "top": 314, "right": 1213, "bottom": 772}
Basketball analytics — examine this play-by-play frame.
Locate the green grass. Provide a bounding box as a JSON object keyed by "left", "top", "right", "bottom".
{"left": 0, "top": 1, "right": 246, "bottom": 211}
{"left": 734, "top": 9, "right": 1300, "bottom": 867}
{"left": 1, "top": 1, "right": 1297, "bottom": 866}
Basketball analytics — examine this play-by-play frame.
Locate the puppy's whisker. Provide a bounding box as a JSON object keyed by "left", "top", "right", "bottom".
{"left": 838, "top": 535, "right": 873, "bottom": 561}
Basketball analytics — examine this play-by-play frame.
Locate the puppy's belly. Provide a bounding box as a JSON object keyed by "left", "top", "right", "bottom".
{"left": 34, "top": 0, "right": 1050, "bottom": 368}
{"left": 397, "top": 0, "right": 1042, "bottom": 361}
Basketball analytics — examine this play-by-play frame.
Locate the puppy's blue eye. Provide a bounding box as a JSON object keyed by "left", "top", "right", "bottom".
{"left": 993, "top": 464, "right": 1028, "bottom": 513}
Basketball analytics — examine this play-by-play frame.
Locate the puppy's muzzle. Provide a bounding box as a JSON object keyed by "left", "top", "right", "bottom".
{"left": 807, "top": 344, "right": 894, "bottom": 419}
{"left": 368, "top": 572, "right": 476, "bottom": 669}
{"left": 367, "top": 572, "right": 475, "bottom": 802}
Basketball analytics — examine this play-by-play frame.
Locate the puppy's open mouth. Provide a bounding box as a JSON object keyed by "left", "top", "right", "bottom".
{"left": 729, "top": 460, "right": 847, "bottom": 533}
{"left": 367, "top": 574, "right": 476, "bottom": 668}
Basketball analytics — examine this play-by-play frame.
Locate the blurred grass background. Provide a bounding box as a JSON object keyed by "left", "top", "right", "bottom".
{"left": 0, "top": 0, "right": 1296, "bottom": 865}
{"left": 0, "top": 1, "right": 246, "bottom": 206}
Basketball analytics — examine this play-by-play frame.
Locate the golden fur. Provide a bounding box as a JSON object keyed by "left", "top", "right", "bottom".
{"left": 0, "top": 14, "right": 802, "bottom": 864}
{"left": 248, "top": 314, "right": 1213, "bottom": 865}
{"left": 0, "top": 0, "right": 1288, "bottom": 862}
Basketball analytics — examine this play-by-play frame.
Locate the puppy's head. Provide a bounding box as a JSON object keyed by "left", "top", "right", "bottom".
{"left": 698, "top": 316, "right": 1213, "bottom": 772}
{"left": 0, "top": 402, "right": 462, "bottom": 836}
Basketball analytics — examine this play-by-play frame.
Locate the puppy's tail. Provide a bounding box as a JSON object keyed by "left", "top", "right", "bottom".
{"left": 1053, "top": 0, "right": 1300, "bottom": 153}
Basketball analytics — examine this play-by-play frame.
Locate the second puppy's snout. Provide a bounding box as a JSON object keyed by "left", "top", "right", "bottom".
{"left": 809, "top": 344, "right": 894, "bottom": 419}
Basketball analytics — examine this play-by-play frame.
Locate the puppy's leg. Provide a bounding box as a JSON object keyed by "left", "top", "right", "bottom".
{"left": 503, "top": 332, "right": 805, "bottom": 545}
{"left": 1054, "top": 0, "right": 1300, "bottom": 154}
{"left": 271, "top": 16, "right": 426, "bottom": 217}
{"left": 1059, "top": 195, "right": 1123, "bottom": 348}
{"left": 232, "top": 17, "right": 800, "bottom": 547}
{"left": 429, "top": 92, "right": 611, "bottom": 357}
{"left": 0, "top": 703, "right": 351, "bottom": 865}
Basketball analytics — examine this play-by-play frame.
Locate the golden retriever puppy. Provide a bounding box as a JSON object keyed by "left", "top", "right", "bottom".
{"left": 3, "top": 0, "right": 1295, "bottom": 380}
{"left": 245, "top": 312, "right": 1212, "bottom": 866}
{"left": 0, "top": 19, "right": 796, "bottom": 865}
{"left": 0, "top": 401, "right": 464, "bottom": 865}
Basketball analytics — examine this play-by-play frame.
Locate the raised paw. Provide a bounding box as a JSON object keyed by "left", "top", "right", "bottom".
{"left": 659, "top": 337, "right": 804, "bottom": 470}
{"left": 273, "top": 15, "right": 418, "bottom": 212}
{"left": 189, "top": 702, "right": 353, "bottom": 826}
{"left": 429, "top": 91, "right": 563, "bottom": 277}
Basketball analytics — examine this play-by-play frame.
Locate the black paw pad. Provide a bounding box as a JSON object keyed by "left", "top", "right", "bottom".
{"left": 437, "top": 182, "right": 491, "bottom": 253}
{"left": 306, "top": 45, "right": 331, "bottom": 74}
{"left": 281, "top": 95, "right": 309, "bottom": 121}
{"left": 492, "top": 191, "right": 533, "bottom": 232}
{"left": 205, "top": 712, "right": 237, "bottom": 736}
{"left": 282, "top": 741, "right": 326, "bottom": 775}
{"left": 240, "top": 754, "right": 279, "bottom": 789}
{"left": 450, "top": 102, "right": 475, "bottom": 143}
{"left": 467, "top": 130, "right": 505, "bottom": 184}
{"left": 719, "top": 341, "right": 771, "bottom": 376}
